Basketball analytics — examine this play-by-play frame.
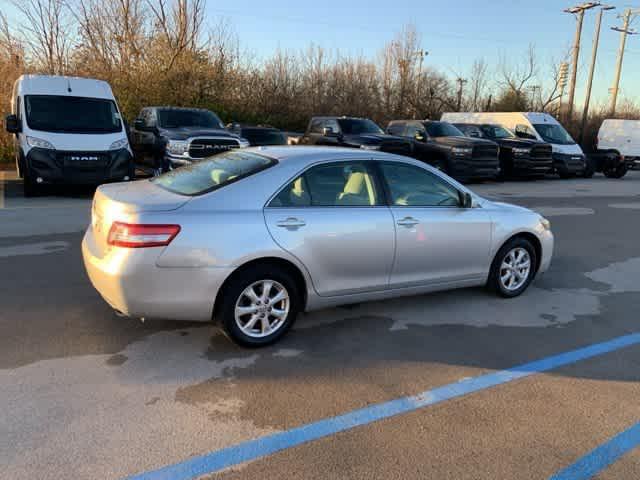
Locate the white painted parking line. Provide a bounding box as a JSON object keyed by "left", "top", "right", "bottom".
{"left": 609, "top": 203, "right": 640, "bottom": 210}
{"left": 0, "top": 241, "right": 69, "bottom": 258}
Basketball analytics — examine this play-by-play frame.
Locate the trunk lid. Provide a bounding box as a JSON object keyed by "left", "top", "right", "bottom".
{"left": 90, "top": 180, "right": 190, "bottom": 253}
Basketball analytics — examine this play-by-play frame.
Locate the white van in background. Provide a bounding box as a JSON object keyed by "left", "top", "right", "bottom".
{"left": 442, "top": 112, "right": 586, "bottom": 178}
{"left": 597, "top": 119, "right": 640, "bottom": 169}
{"left": 4, "top": 75, "right": 134, "bottom": 196}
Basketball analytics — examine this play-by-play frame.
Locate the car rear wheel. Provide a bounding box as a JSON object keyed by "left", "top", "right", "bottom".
{"left": 488, "top": 238, "right": 537, "bottom": 298}
{"left": 218, "top": 266, "right": 300, "bottom": 347}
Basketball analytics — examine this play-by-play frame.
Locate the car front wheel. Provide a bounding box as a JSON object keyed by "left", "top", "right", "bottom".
{"left": 218, "top": 266, "right": 300, "bottom": 347}
{"left": 488, "top": 238, "right": 537, "bottom": 298}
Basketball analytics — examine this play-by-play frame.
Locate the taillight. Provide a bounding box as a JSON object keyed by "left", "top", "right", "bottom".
{"left": 107, "top": 222, "right": 181, "bottom": 248}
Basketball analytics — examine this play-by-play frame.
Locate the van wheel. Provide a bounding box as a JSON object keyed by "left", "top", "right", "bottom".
{"left": 558, "top": 170, "right": 572, "bottom": 179}
{"left": 218, "top": 265, "right": 300, "bottom": 347}
{"left": 487, "top": 237, "right": 537, "bottom": 298}
{"left": 604, "top": 164, "right": 628, "bottom": 179}
{"left": 582, "top": 157, "right": 595, "bottom": 178}
{"left": 23, "top": 171, "right": 39, "bottom": 197}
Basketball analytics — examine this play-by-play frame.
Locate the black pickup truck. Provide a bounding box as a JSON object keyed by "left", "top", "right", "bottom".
{"left": 130, "top": 107, "right": 248, "bottom": 174}
{"left": 454, "top": 123, "right": 553, "bottom": 178}
{"left": 300, "top": 116, "right": 413, "bottom": 157}
{"left": 386, "top": 120, "right": 500, "bottom": 181}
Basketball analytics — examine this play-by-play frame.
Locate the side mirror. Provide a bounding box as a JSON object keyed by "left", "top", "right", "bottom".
{"left": 322, "top": 126, "right": 335, "bottom": 136}
{"left": 5, "top": 114, "right": 20, "bottom": 134}
{"left": 459, "top": 192, "right": 473, "bottom": 208}
{"left": 133, "top": 118, "right": 146, "bottom": 130}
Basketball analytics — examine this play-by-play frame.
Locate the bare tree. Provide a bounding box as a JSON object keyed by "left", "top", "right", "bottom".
{"left": 11, "top": 0, "right": 72, "bottom": 74}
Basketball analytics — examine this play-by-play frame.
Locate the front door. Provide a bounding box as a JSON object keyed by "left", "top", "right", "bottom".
{"left": 264, "top": 160, "right": 395, "bottom": 296}
{"left": 378, "top": 161, "right": 492, "bottom": 287}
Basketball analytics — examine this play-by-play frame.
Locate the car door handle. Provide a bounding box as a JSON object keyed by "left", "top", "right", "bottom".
{"left": 276, "top": 217, "right": 306, "bottom": 228}
{"left": 397, "top": 217, "right": 419, "bottom": 227}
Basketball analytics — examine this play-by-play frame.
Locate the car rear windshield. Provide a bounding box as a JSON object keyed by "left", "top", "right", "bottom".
{"left": 425, "top": 122, "right": 464, "bottom": 137}
{"left": 158, "top": 109, "right": 224, "bottom": 129}
{"left": 152, "top": 150, "right": 276, "bottom": 196}
{"left": 337, "top": 119, "right": 384, "bottom": 135}
{"left": 25, "top": 95, "right": 122, "bottom": 134}
{"left": 532, "top": 123, "right": 575, "bottom": 145}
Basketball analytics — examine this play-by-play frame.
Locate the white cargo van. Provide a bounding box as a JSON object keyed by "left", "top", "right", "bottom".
{"left": 4, "top": 75, "right": 133, "bottom": 196}
{"left": 441, "top": 112, "right": 586, "bottom": 178}
{"left": 597, "top": 119, "right": 640, "bottom": 169}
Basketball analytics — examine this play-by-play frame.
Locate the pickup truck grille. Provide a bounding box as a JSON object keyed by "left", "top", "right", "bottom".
{"left": 380, "top": 140, "right": 412, "bottom": 157}
{"left": 188, "top": 138, "right": 240, "bottom": 159}
{"left": 530, "top": 145, "right": 553, "bottom": 163}
{"left": 472, "top": 144, "right": 499, "bottom": 160}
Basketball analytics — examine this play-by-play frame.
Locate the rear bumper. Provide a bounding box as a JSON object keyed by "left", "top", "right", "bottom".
{"left": 27, "top": 148, "right": 133, "bottom": 184}
{"left": 82, "top": 228, "right": 233, "bottom": 322}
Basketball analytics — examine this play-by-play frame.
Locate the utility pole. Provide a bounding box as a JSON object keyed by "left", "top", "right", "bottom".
{"left": 528, "top": 85, "right": 541, "bottom": 110}
{"left": 557, "top": 62, "right": 569, "bottom": 117}
{"left": 580, "top": 5, "right": 615, "bottom": 144}
{"left": 564, "top": 2, "right": 600, "bottom": 120}
{"left": 610, "top": 9, "right": 639, "bottom": 116}
{"left": 456, "top": 77, "right": 467, "bottom": 112}
{"left": 414, "top": 49, "right": 429, "bottom": 119}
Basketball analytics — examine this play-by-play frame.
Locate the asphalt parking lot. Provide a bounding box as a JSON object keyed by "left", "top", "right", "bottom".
{"left": 2, "top": 170, "right": 640, "bottom": 480}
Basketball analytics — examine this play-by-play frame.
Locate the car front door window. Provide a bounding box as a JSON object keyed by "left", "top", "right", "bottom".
{"left": 380, "top": 163, "right": 460, "bottom": 207}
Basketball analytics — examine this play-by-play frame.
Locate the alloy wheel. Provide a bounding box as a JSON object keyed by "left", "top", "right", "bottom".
{"left": 234, "top": 280, "right": 290, "bottom": 338}
{"left": 499, "top": 247, "right": 531, "bottom": 292}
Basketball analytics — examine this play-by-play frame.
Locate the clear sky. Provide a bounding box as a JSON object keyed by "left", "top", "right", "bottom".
{"left": 2, "top": 0, "right": 639, "bottom": 107}
{"left": 205, "top": 0, "right": 639, "bottom": 107}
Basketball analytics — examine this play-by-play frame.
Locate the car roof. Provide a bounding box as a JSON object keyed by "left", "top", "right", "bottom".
{"left": 148, "top": 106, "right": 215, "bottom": 112}
{"left": 243, "top": 145, "right": 411, "bottom": 165}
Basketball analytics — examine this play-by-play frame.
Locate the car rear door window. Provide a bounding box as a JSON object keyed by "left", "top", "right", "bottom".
{"left": 379, "top": 162, "right": 460, "bottom": 207}
{"left": 269, "top": 162, "right": 381, "bottom": 207}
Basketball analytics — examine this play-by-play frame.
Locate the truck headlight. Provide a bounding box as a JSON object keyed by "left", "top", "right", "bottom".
{"left": 452, "top": 147, "right": 472, "bottom": 156}
{"left": 512, "top": 147, "right": 531, "bottom": 157}
{"left": 238, "top": 138, "right": 250, "bottom": 148}
{"left": 109, "top": 138, "right": 129, "bottom": 150}
{"left": 166, "top": 140, "right": 189, "bottom": 156}
{"left": 27, "top": 136, "right": 55, "bottom": 150}
{"left": 360, "top": 145, "right": 381, "bottom": 151}
{"left": 540, "top": 217, "right": 551, "bottom": 231}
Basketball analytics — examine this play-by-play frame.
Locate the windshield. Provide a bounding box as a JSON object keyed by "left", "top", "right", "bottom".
{"left": 481, "top": 125, "right": 515, "bottom": 140}
{"left": 152, "top": 150, "right": 276, "bottom": 196}
{"left": 243, "top": 129, "right": 287, "bottom": 146}
{"left": 25, "top": 95, "right": 122, "bottom": 134}
{"left": 425, "top": 122, "right": 464, "bottom": 137}
{"left": 532, "top": 123, "right": 575, "bottom": 145}
{"left": 337, "top": 119, "right": 384, "bottom": 135}
{"left": 158, "top": 109, "right": 224, "bottom": 129}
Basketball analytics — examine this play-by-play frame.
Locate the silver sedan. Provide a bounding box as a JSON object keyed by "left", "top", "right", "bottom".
{"left": 82, "top": 146, "right": 553, "bottom": 346}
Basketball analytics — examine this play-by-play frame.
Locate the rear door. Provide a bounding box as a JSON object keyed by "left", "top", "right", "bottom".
{"left": 264, "top": 160, "right": 395, "bottom": 296}
{"left": 378, "top": 161, "right": 492, "bottom": 287}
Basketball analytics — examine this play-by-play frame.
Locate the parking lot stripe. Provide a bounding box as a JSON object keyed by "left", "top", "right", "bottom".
{"left": 125, "top": 333, "right": 640, "bottom": 480}
{"left": 549, "top": 422, "right": 640, "bottom": 480}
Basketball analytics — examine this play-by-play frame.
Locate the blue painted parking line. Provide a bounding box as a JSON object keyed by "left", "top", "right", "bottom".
{"left": 549, "top": 422, "right": 640, "bottom": 480}
{"left": 125, "top": 333, "right": 640, "bottom": 480}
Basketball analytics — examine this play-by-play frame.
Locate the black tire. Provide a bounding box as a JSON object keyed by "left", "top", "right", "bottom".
{"left": 218, "top": 265, "right": 300, "bottom": 347}
{"left": 23, "top": 169, "right": 38, "bottom": 197}
{"left": 604, "top": 163, "right": 628, "bottom": 179}
{"left": 582, "top": 157, "right": 595, "bottom": 178}
{"left": 487, "top": 237, "right": 537, "bottom": 298}
{"left": 558, "top": 170, "right": 572, "bottom": 179}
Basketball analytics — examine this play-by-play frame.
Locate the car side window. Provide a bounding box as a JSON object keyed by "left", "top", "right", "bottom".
{"left": 309, "top": 119, "right": 323, "bottom": 134}
{"left": 380, "top": 162, "right": 461, "bottom": 207}
{"left": 405, "top": 124, "right": 426, "bottom": 139}
{"left": 322, "top": 119, "right": 340, "bottom": 134}
{"left": 269, "top": 162, "right": 381, "bottom": 207}
{"left": 387, "top": 123, "right": 405, "bottom": 136}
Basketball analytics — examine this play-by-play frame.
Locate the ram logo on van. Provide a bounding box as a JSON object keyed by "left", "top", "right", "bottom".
{"left": 69, "top": 155, "right": 99, "bottom": 161}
